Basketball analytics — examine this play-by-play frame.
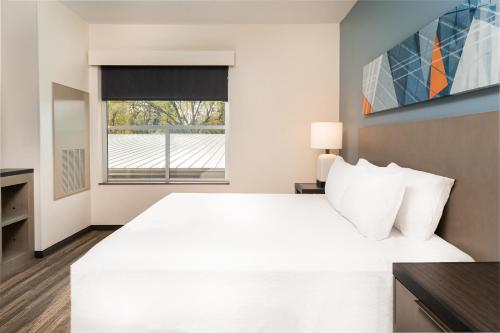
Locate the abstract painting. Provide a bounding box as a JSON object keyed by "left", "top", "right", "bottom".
{"left": 362, "top": 0, "right": 499, "bottom": 115}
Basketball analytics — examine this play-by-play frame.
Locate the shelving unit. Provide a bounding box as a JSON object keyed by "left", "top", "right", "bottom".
{"left": 1, "top": 169, "right": 34, "bottom": 280}
{"left": 2, "top": 214, "right": 29, "bottom": 228}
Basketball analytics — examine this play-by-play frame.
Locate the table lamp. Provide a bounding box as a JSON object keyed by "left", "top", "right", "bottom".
{"left": 310, "top": 122, "right": 342, "bottom": 187}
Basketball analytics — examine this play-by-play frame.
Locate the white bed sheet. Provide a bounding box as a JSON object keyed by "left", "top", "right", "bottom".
{"left": 71, "top": 193, "right": 472, "bottom": 333}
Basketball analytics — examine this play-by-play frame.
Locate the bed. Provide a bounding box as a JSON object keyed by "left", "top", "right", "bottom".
{"left": 72, "top": 193, "right": 472, "bottom": 333}
{"left": 71, "top": 111, "right": 499, "bottom": 333}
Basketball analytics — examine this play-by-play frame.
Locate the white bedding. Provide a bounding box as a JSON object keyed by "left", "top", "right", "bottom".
{"left": 71, "top": 193, "right": 473, "bottom": 333}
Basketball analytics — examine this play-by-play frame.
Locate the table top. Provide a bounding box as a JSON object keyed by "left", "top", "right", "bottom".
{"left": 0, "top": 168, "right": 34, "bottom": 178}
{"left": 393, "top": 262, "right": 500, "bottom": 332}
{"left": 294, "top": 182, "right": 325, "bottom": 193}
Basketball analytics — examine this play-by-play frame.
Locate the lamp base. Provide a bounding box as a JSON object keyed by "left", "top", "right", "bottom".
{"left": 317, "top": 153, "right": 337, "bottom": 184}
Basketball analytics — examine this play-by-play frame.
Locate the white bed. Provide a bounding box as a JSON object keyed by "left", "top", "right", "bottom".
{"left": 71, "top": 193, "right": 472, "bottom": 333}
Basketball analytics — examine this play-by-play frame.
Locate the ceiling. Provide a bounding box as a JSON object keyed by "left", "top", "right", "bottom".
{"left": 61, "top": 0, "right": 357, "bottom": 24}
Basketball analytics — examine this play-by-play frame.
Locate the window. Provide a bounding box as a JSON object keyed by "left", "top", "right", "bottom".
{"left": 101, "top": 66, "right": 228, "bottom": 183}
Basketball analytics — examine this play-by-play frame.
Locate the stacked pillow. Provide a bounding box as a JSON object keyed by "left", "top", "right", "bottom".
{"left": 325, "top": 157, "right": 455, "bottom": 241}
{"left": 388, "top": 162, "right": 454, "bottom": 239}
{"left": 324, "top": 157, "right": 359, "bottom": 209}
{"left": 325, "top": 157, "right": 405, "bottom": 240}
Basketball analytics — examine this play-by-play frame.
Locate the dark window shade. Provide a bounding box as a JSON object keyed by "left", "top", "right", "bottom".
{"left": 101, "top": 66, "right": 228, "bottom": 101}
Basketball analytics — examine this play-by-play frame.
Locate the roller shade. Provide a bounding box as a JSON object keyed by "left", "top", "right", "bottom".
{"left": 101, "top": 66, "right": 228, "bottom": 101}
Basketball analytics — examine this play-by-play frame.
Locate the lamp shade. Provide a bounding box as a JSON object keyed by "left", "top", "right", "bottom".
{"left": 310, "top": 122, "right": 342, "bottom": 149}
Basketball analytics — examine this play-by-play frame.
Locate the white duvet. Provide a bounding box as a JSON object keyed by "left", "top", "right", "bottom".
{"left": 71, "top": 193, "right": 472, "bottom": 333}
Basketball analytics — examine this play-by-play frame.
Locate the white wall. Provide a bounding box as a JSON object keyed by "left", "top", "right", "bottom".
{"left": 0, "top": 0, "right": 2, "bottom": 175}
{"left": 37, "top": 1, "right": 90, "bottom": 249}
{"left": 89, "top": 24, "right": 339, "bottom": 225}
{"left": 1, "top": 0, "right": 41, "bottom": 247}
{"left": 1, "top": 0, "right": 2, "bottom": 193}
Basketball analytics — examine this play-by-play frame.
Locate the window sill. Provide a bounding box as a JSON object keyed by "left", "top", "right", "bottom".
{"left": 99, "top": 181, "right": 230, "bottom": 186}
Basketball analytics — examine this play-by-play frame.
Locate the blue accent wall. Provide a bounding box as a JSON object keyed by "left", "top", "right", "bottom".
{"left": 339, "top": 0, "right": 499, "bottom": 163}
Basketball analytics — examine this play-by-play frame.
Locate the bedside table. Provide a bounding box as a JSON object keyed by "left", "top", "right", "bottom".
{"left": 393, "top": 262, "right": 499, "bottom": 332}
{"left": 294, "top": 182, "right": 325, "bottom": 194}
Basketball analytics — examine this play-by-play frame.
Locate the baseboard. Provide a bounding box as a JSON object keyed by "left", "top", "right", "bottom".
{"left": 34, "top": 225, "right": 122, "bottom": 258}
{"left": 90, "top": 225, "right": 123, "bottom": 231}
{"left": 34, "top": 226, "right": 92, "bottom": 258}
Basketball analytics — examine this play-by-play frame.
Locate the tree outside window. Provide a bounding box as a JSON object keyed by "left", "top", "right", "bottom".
{"left": 107, "top": 101, "right": 225, "bottom": 128}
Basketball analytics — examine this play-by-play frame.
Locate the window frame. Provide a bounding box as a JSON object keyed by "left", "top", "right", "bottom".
{"left": 101, "top": 101, "right": 230, "bottom": 184}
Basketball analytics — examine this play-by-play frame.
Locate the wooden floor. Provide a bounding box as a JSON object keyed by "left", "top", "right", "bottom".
{"left": 0, "top": 230, "right": 112, "bottom": 333}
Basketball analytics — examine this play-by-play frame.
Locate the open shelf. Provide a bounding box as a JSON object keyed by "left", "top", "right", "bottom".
{"left": 2, "top": 220, "right": 27, "bottom": 250}
{"left": 1, "top": 171, "right": 34, "bottom": 280}
{"left": 2, "top": 248, "right": 25, "bottom": 264}
{"left": 1, "top": 183, "right": 28, "bottom": 224}
{"left": 2, "top": 214, "right": 28, "bottom": 228}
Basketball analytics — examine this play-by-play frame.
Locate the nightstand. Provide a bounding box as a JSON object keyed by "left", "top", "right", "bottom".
{"left": 393, "top": 262, "right": 499, "bottom": 332}
{"left": 294, "top": 182, "right": 325, "bottom": 194}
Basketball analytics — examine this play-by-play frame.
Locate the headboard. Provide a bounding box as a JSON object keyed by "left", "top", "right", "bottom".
{"left": 359, "top": 111, "right": 499, "bottom": 261}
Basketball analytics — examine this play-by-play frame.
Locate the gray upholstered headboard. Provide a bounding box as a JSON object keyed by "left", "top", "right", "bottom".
{"left": 358, "top": 111, "right": 499, "bottom": 261}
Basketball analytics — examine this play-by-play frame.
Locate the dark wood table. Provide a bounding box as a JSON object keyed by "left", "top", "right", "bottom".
{"left": 0, "top": 168, "right": 34, "bottom": 178}
{"left": 393, "top": 262, "right": 500, "bottom": 332}
{"left": 294, "top": 182, "right": 325, "bottom": 194}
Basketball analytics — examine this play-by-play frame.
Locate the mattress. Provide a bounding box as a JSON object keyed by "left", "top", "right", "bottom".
{"left": 71, "top": 193, "right": 473, "bottom": 333}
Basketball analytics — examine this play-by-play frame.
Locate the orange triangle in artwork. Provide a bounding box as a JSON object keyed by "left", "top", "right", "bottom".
{"left": 362, "top": 95, "right": 373, "bottom": 115}
{"left": 429, "top": 35, "right": 448, "bottom": 99}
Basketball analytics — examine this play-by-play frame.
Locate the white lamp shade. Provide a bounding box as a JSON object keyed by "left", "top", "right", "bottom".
{"left": 310, "top": 122, "right": 342, "bottom": 149}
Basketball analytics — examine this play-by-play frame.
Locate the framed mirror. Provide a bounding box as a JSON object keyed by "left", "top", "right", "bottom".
{"left": 52, "top": 83, "right": 90, "bottom": 199}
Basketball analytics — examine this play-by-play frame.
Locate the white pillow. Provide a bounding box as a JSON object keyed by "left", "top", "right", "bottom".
{"left": 357, "top": 158, "right": 394, "bottom": 172}
{"left": 357, "top": 158, "right": 380, "bottom": 168}
{"left": 388, "top": 163, "right": 455, "bottom": 240}
{"left": 325, "top": 156, "right": 358, "bottom": 209}
{"left": 338, "top": 166, "right": 405, "bottom": 240}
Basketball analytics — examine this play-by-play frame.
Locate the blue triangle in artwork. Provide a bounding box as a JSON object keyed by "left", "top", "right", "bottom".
{"left": 436, "top": 3, "right": 477, "bottom": 96}
{"left": 418, "top": 19, "right": 439, "bottom": 96}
